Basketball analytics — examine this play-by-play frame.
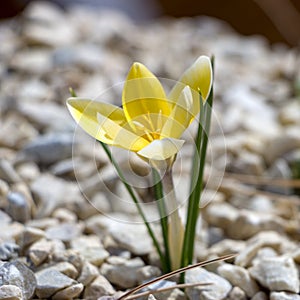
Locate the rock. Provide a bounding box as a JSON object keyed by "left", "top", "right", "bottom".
{"left": 249, "top": 256, "right": 299, "bottom": 293}
{"left": 16, "top": 162, "right": 40, "bottom": 182}
{"left": 26, "top": 217, "right": 59, "bottom": 230}
{"left": 18, "top": 101, "right": 74, "bottom": 132}
{"left": 148, "top": 295, "right": 157, "bottom": 300}
{"left": 263, "top": 130, "right": 300, "bottom": 164}
{"left": 45, "top": 222, "right": 83, "bottom": 242}
{"left": 0, "top": 285, "right": 22, "bottom": 300}
{"left": 226, "top": 210, "right": 285, "bottom": 239}
{"left": 0, "top": 242, "right": 19, "bottom": 261}
{"left": 203, "top": 202, "right": 239, "bottom": 228}
{"left": 0, "top": 210, "right": 12, "bottom": 225}
{"left": 51, "top": 249, "right": 84, "bottom": 273}
{"left": 101, "top": 257, "right": 145, "bottom": 289}
{"left": 52, "top": 208, "right": 77, "bottom": 223}
{"left": 52, "top": 283, "right": 84, "bottom": 300}
{"left": 0, "top": 260, "right": 36, "bottom": 300}
{"left": 77, "top": 261, "right": 99, "bottom": 285}
{"left": 217, "top": 263, "right": 259, "bottom": 297}
{"left": 136, "top": 265, "right": 161, "bottom": 285}
{"left": 6, "top": 192, "right": 31, "bottom": 223}
{"left": 208, "top": 239, "right": 246, "bottom": 257}
{"left": 0, "top": 223, "right": 24, "bottom": 242}
{"left": 17, "top": 226, "right": 45, "bottom": 249}
{"left": 251, "top": 291, "right": 268, "bottom": 300}
{"left": 279, "top": 101, "right": 300, "bottom": 126}
{"left": 228, "top": 286, "right": 247, "bottom": 300}
{"left": 10, "top": 50, "right": 51, "bottom": 74}
{"left": 235, "top": 231, "right": 292, "bottom": 267}
{"left": 83, "top": 275, "right": 115, "bottom": 300}
{"left": 28, "top": 238, "right": 54, "bottom": 266}
{"left": 35, "top": 268, "right": 75, "bottom": 298}
{"left": 185, "top": 267, "right": 232, "bottom": 300}
{"left": 21, "top": 133, "right": 73, "bottom": 165}
{"left": 110, "top": 223, "right": 153, "bottom": 256}
{"left": 30, "top": 174, "right": 82, "bottom": 218}
{"left": 46, "top": 262, "right": 79, "bottom": 279}
{"left": 270, "top": 291, "right": 300, "bottom": 300}
{"left": 70, "top": 236, "right": 109, "bottom": 266}
{"left": 0, "top": 159, "right": 21, "bottom": 184}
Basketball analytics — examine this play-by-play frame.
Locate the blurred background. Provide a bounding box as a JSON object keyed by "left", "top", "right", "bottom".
{"left": 1, "top": 0, "right": 300, "bottom": 46}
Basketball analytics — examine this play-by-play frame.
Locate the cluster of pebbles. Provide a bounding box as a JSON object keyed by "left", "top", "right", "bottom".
{"left": 0, "top": 1, "right": 300, "bottom": 299}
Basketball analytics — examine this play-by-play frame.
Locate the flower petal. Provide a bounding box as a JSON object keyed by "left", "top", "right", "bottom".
{"left": 66, "top": 98, "right": 126, "bottom": 144}
{"left": 161, "top": 86, "right": 195, "bottom": 139}
{"left": 97, "top": 113, "right": 149, "bottom": 151}
{"left": 169, "top": 55, "right": 213, "bottom": 102}
{"left": 137, "top": 138, "right": 184, "bottom": 161}
{"left": 122, "top": 62, "right": 171, "bottom": 131}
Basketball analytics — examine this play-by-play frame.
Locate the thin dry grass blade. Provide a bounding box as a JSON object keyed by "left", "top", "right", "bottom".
{"left": 117, "top": 253, "right": 236, "bottom": 300}
{"left": 125, "top": 282, "right": 212, "bottom": 300}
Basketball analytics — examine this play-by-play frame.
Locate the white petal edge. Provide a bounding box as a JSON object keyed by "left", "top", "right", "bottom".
{"left": 137, "top": 138, "right": 185, "bottom": 161}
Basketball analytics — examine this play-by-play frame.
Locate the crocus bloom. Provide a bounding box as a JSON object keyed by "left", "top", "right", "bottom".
{"left": 67, "top": 56, "right": 213, "bottom": 169}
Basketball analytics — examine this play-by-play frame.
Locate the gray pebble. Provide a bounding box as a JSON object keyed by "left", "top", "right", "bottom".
{"left": 0, "top": 260, "right": 36, "bottom": 300}
{"left": 0, "top": 242, "right": 19, "bottom": 261}
{"left": 35, "top": 268, "right": 75, "bottom": 298}
{"left": 6, "top": 192, "right": 31, "bottom": 223}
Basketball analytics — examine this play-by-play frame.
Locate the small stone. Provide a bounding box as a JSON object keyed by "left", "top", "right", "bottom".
{"left": 16, "top": 162, "right": 40, "bottom": 182}
{"left": 0, "top": 210, "right": 11, "bottom": 225}
{"left": 26, "top": 218, "right": 59, "bottom": 230}
{"left": 235, "top": 231, "right": 289, "bottom": 267}
{"left": 226, "top": 210, "right": 284, "bottom": 239}
{"left": 77, "top": 261, "right": 99, "bottom": 285}
{"left": 185, "top": 267, "right": 232, "bottom": 300}
{"left": 0, "top": 223, "right": 24, "bottom": 242}
{"left": 47, "top": 262, "right": 79, "bottom": 279}
{"left": 21, "top": 133, "right": 73, "bottom": 165}
{"left": 6, "top": 192, "right": 31, "bottom": 223}
{"left": 30, "top": 174, "right": 82, "bottom": 218}
{"left": 0, "top": 242, "right": 19, "bottom": 261}
{"left": 270, "top": 291, "right": 300, "bottom": 300}
{"left": 0, "top": 260, "right": 36, "bottom": 300}
{"left": 35, "top": 268, "right": 75, "bottom": 298}
{"left": 28, "top": 238, "right": 54, "bottom": 266}
{"left": 45, "top": 222, "right": 83, "bottom": 242}
{"left": 228, "top": 286, "right": 247, "bottom": 300}
{"left": 167, "top": 288, "right": 187, "bottom": 300}
{"left": 0, "top": 285, "right": 22, "bottom": 300}
{"left": 70, "top": 236, "right": 109, "bottom": 266}
{"left": 83, "top": 275, "right": 115, "bottom": 300}
{"left": 203, "top": 202, "right": 239, "bottom": 228}
{"left": 252, "top": 291, "right": 268, "bottom": 300}
{"left": 52, "top": 208, "right": 77, "bottom": 223}
{"left": 136, "top": 265, "right": 162, "bottom": 284}
{"left": 208, "top": 239, "right": 246, "bottom": 257}
{"left": 110, "top": 223, "right": 153, "bottom": 256}
{"left": 52, "top": 283, "right": 84, "bottom": 300}
{"left": 249, "top": 256, "right": 299, "bottom": 293}
{"left": 51, "top": 249, "right": 84, "bottom": 273}
{"left": 0, "top": 159, "right": 21, "bottom": 184}
{"left": 148, "top": 295, "right": 157, "bottom": 300}
{"left": 17, "top": 226, "right": 45, "bottom": 249}
{"left": 217, "top": 263, "right": 259, "bottom": 297}
{"left": 101, "top": 257, "right": 145, "bottom": 288}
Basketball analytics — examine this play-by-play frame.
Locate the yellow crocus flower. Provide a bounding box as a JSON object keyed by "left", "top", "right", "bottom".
{"left": 67, "top": 56, "right": 212, "bottom": 168}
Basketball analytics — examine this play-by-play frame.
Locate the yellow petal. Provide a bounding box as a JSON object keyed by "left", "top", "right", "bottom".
{"left": 97, "top": 113, "right": 149, "bottom": 151}
{"left": 161, "top": 86, "right": 195, "bottom": 139}
{"left": 67, "top": 98, "right": 126, "bottom": 145}
{"left": 137, "top": 138, "right": 184, "bottom": 161}
{"left": 122, "top": 62, "right": 171, "bottom": 131}
{"left": 169, "top": 55, "right": 213, "bottom": 102}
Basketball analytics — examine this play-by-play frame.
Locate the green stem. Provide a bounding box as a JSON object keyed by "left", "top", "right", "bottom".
{"left": 152, "top": 168, "right": 171, "bottom": 272}
{"left": 99, "top": 142, "right": 167, "bottom": 271}
{"left": 181, "top": 58, "right": 214, "bottom": 274}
